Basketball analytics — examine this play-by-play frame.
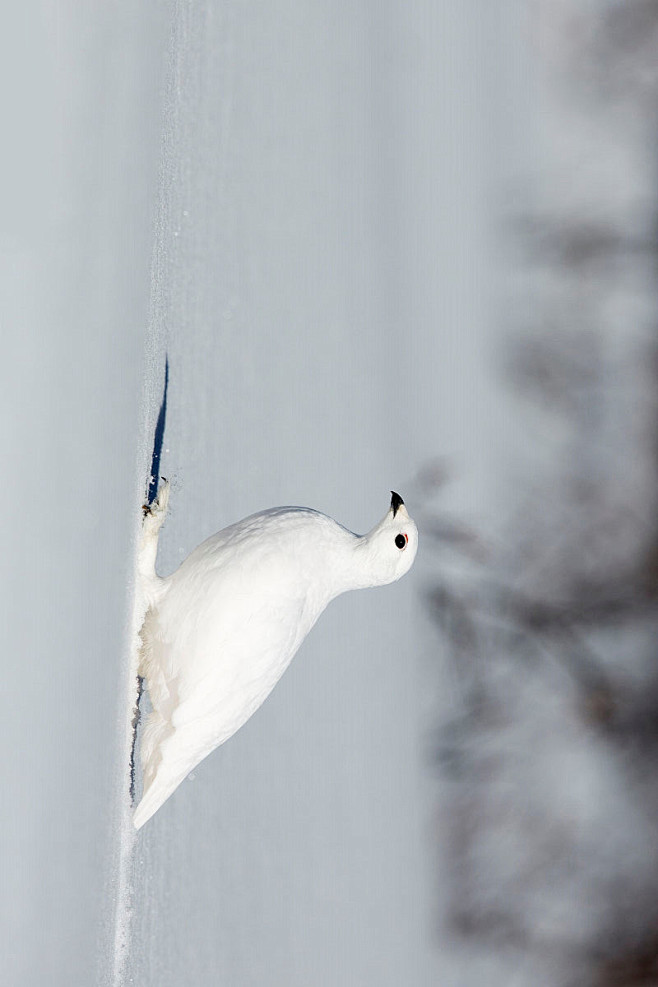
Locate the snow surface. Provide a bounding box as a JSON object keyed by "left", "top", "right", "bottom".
{"left": 0, "top": 4, "right": 168, "bottom": 986}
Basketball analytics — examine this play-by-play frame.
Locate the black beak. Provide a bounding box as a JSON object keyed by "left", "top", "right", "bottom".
{"left": 390, "top": 491, "right": 404, "bottom": 517}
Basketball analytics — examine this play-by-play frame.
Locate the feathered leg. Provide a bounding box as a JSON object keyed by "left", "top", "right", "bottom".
{"left": 138, "top": 478, "right": 170, "bottom": 592}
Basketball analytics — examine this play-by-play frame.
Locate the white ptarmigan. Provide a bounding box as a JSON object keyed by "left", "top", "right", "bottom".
{"left": 133, "top": 484, "right": 418, "bottom": 829}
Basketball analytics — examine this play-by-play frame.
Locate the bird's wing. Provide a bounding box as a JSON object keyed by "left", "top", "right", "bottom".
{"left": 134, "top": 587, "right": 311, "bottom": 829}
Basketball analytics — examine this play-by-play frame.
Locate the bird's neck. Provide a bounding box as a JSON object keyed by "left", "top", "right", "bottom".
{"left": 321, "top": 532, "right": 386, "bottom": 598}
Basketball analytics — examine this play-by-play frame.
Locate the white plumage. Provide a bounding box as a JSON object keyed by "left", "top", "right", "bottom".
{"left": 133, "top": 483, "right": 418, "bottom": 829}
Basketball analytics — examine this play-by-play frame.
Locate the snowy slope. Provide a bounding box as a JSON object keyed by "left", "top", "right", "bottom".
{"left": 0, "top": 4, "right": 168, "bottom": 986}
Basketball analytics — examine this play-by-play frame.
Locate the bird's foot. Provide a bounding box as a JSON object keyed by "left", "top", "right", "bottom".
{"left": 142, "top": 477, "right": 170, "bottom": 530}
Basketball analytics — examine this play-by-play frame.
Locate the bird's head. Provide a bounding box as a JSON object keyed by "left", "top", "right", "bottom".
{"left": 355, "top": 491, "right": 418, "bottom": 588}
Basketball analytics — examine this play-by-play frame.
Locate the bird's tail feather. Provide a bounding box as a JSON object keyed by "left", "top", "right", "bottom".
{"left": 139, "top": 709, "right": 172, "bottom": 790}
{"left": 133, "top": 728, "right": 194, "bottom": 830}
{"left": 133, "top": 771, "right": 182, "bottom": 830}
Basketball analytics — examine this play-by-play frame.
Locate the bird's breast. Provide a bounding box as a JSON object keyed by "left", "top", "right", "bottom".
{"left": 152, "top": 546, "right": 327, "bottom": 727}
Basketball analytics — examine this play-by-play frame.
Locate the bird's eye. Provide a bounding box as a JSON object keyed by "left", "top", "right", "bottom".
{"left": 395, "top": 533, "right": 407, "bottom": 550}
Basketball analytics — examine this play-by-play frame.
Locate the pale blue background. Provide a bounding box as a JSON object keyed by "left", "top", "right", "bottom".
{"left": 0, "top": 2, "right": 527, "bottom": 984}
